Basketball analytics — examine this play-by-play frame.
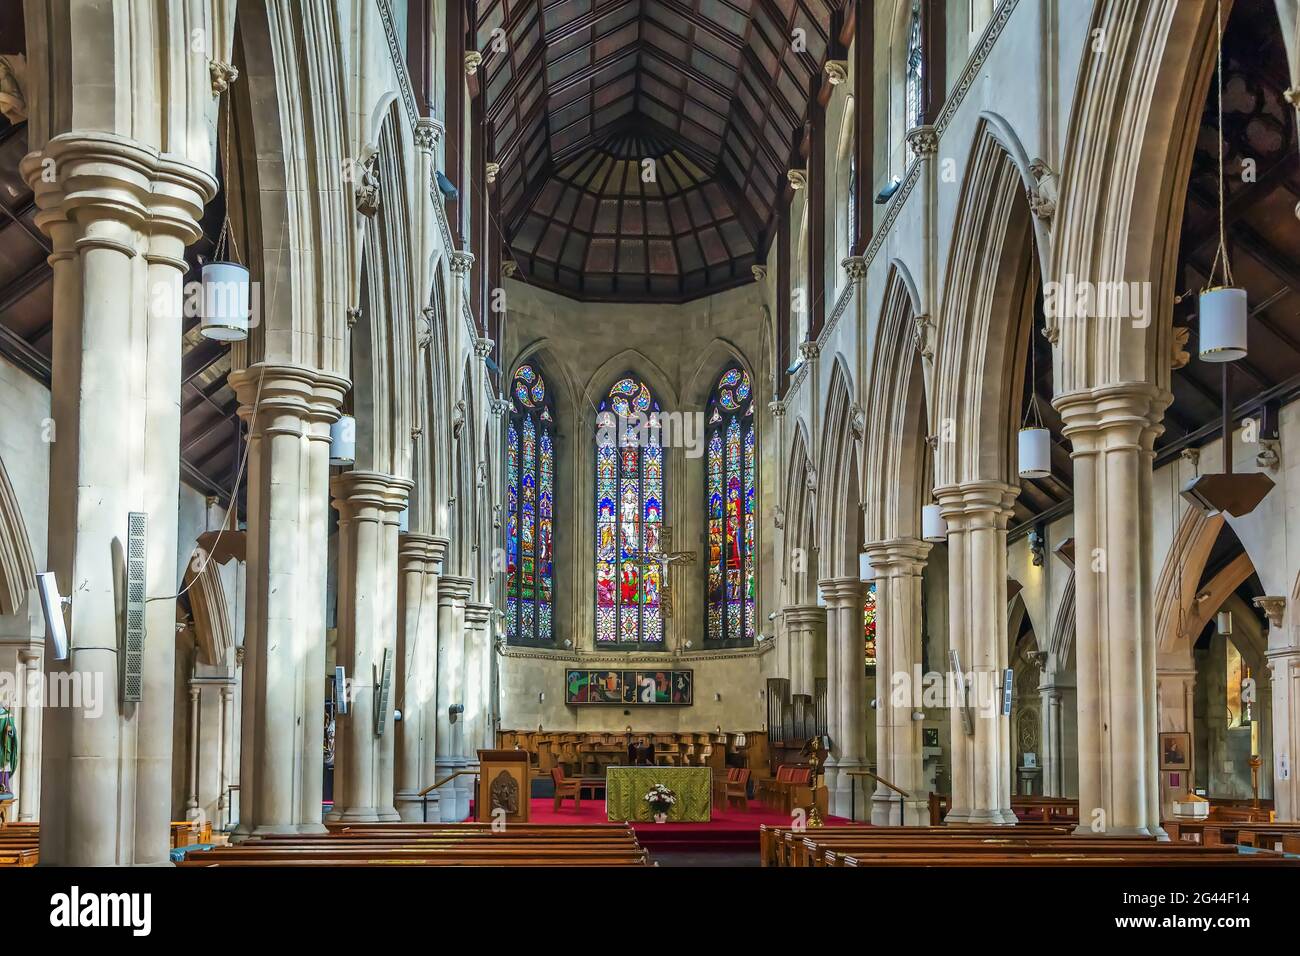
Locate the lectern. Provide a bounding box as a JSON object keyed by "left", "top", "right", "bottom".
{"left": 476, "top": 749, "right": 532, "bottom": 823}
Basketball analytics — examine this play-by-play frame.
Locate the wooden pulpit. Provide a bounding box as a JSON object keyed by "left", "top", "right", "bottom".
{"left": 476, "top": 749, "right": 531, "bottom": 823}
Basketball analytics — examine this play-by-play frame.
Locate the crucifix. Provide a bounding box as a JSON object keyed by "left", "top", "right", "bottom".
{"left": 632, "top": 526, "right": 695, "bottom": 618}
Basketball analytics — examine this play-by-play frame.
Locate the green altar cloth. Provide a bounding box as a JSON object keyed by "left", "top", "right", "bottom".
{"left": 605, "top": 766, "right": 713, "bottom": 822}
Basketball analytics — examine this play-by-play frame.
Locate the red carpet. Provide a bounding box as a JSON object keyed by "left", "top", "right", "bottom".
{"left": 523, "top": 797, "right": 854, "bottom": 853}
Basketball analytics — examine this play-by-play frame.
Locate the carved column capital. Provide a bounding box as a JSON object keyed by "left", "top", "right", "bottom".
{"left": 824, "top": 60, "right": 849, "bottom": 86}
{"left": 841, "top": 256, "right": 867, "bottom": 282}
{"left": 209, "top": 60, "right": 239, "bottom": 95}
{"left": 450, "top": 250, "right": 476, "bottom": 276}
{"left": 767, "top": 399, "right": 786, "bottom": 418}
{"left": 906, "top": 125, "right": 938, "bottom": 158}
{"left": 474, "top": 336, "right": 495, "bottom": 359}
{"left": 415, "top": 117, "right": 444, "bottom": 151}
{"left": 786, "top": 168, "right": 808, "bottom": 190}
{"left": 798, "top": 340, "right": 821, "bottom": 363}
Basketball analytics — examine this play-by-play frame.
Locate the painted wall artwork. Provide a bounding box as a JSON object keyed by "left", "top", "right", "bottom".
{"left": 565, "top": 669, "right": 693, "bottom": 705}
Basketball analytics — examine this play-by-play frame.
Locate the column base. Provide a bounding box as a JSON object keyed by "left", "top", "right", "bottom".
{"left": 832, "top": 762, "right": 869, "bottom": 820}
{"left": 872, "top": 792, "right": 931, "bottom": 826}
{"left": 944, "top": 806, "right": 1017, "bottom": 826}
{"left": 329, "top": 806, "right": 398, "bottom": 823}
{"left": 395, "top": 791, "right": 439, "bottom": 822}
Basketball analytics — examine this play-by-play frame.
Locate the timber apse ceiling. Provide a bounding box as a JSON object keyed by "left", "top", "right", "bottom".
{"left": 476, "top": 0, "right": 838, "bottom": 302}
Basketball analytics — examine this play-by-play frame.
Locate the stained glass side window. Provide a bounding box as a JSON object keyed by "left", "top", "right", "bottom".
{"left": 905, "top": 1, "right": 924, "bottom": 131}
{"left": 506, "top": 363, "right": 555, "bottom": 645}
{"left": 595, "top": 375, "right": 665, "bottom": 648}
{"left": 864, "top": 582, "right": 877, "bottom": 674}
{"left": 705, "top": 366, "right": 756, "bottom": 647}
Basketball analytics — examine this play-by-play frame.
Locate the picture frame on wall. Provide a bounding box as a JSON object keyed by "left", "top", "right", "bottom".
{"left": 565, "top": 669, "right": 694, "bottom": 705}
{"left": 1159, "top": 732, "right": 1191, "bottom": 771}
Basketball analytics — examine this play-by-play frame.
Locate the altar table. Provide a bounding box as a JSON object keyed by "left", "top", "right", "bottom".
{"left": 605, "top": 766, "right": 713, "bottom": 822}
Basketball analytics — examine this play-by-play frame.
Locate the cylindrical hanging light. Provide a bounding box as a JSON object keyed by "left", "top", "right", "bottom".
{"left": 1018, "top": 426, "right": 1052, "bottom": 479}
{"left": 922, "top": 502, "right": 946, "bottom": 542}
{"left": 200, "top": 262, "right": 251, "bottom": 341}
{"left": 1216, "top": 609, "right": 1233, "bottom": 635}
{"left": 329, "top": 415, "right": 356, "bottom": 466}
{"left": 1198, "top": 287, "right": 1248, "bottom": 362}
{"left": 858, "top": 551, "right": 875, "bottom": 583}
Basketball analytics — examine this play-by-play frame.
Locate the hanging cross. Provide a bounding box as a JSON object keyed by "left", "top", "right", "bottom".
{"left": 631, "top": 526, "right": 695, "bottom": 618}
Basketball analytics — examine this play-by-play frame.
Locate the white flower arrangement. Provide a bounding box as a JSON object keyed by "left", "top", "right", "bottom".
{"left": 644, "top": 783, "right": 677, "bottom": 815}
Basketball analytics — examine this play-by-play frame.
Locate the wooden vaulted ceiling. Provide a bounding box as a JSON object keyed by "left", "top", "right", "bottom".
{"left": 477, "top": 0, "right": 837, "bottom": 301}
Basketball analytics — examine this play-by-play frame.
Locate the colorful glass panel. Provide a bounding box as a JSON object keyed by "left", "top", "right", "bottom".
{"left": 704, "top": 366, "right": 756, "bottom": 646}
{"left": 507, "top": 364, "right": 556, "bottom": 644}
{"left": 594, "top": 375, "right": 664, "bottom": 647}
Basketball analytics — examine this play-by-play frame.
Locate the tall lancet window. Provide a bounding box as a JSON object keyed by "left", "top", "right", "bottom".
{"left": 905, "top": 1, "right": 925, "bottom": 130}
{"left": 506, "top": 364, "right": 554, "bottom": 645}
{"left": 595, "top": 376, "right": 665, "bottom": 648}
{"left": 705, "top": 366, "right": 756, "bottom": 647}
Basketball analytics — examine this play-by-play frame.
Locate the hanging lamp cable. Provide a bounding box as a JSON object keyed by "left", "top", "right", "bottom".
{"left": 1205, "top": 0, "right": 1235, "bottom": 291}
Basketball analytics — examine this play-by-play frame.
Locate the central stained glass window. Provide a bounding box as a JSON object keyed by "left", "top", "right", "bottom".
{"left": 705, "top": 365, "right": 756, "bottom": 646}
{"left": 595, "top": 375, "right": 665, "bottom": 648}
{"left": 506, "top": 363, "right": 554, "bottom": 645}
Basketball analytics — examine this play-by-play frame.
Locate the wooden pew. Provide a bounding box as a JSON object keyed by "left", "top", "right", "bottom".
{"left": 178, "top": 822, "right": 649, "bottom": 867}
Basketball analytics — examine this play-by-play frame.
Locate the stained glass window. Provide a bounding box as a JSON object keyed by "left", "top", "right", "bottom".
{"left": 864, "top": 582, "right": 877, "bottom": 673}
{"left": 705, "top": 366, "right": 756, "bottom": 647}
{"left": 506, "top": 363, "right": 555, "bottom": 645}
{"left": 595, "top": 375, "right": 665, "bottom": 649}
{"left": 905, "top": 1, "right": 925, "bottom": 131}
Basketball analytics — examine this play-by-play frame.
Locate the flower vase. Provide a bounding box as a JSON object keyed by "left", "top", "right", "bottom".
{"left": 653, "top": 811, "right": 668, "bottom": 824}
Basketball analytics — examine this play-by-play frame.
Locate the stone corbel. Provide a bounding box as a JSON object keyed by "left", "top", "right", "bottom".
{"left": 485, "top": 162, "right": 500, "bottom": 184}
{"left": 787, "top": 169, "right": 808, "bottom": 191}
{"left": 474, "top": 336, "right": 494, "bottom": 359}
{"left": 355, "top": 151, "right": 381, "bottom": 217}
{"left": 849, "top": 403, "right": 866, "bottom": 442}
{"left": 501, "top": 261, "right": 518, "bottom": 278}
{"left": 1026, "top": 158, "right": 1058, "bottom": 222}
{"left": 752, "top": 264, "right": 768, "bottom": 282}
{"left": 0, "top": 55, "right": 27, "bottom": 123}
{"left": 824, "top": 60, "right": 849, "bottom": 86}
{"left": 489, "top": 397, "right": 511, "bottom": 419}
{"left": 464, "top": 51, "right": 483, "bottom": 76}
{"left": 1254, "top": 595, "right": 1286, "bottom": 630}
{"left": 346, "top": 307, "right": 362, "bottom": 329}
{"left": 773, "top": 505, "right": 786, "bottom": 530}
{"left": 767, "top": 399, "right": 785, "bottom": 418}
{"left": 1171, "top": 326, "right": 1190, "bottom": 369}
{"left": 451, "top": 399, "right": 466, "bottom": 440}
{"left": 209, "top": 60, "right": 239, "bottom": 95}
{"left": 1256, "top": 439, "right": 1281, "bottom": 472}
{"left": 841, "top": 256, "right": 867, "bottom": 283}
{"left": 417, "top": 307, "right": 434, "bottom": 350}
{"left": 913, "top": 313, "right": 934, "bottom": 362}
{"left": 798, "top": 340, "right": 820, "bottom": 364}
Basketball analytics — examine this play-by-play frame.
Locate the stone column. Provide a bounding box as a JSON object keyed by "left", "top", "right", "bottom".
{"left": 218, "top": 683, "right": 234, "bottom": 830}
{"left": 229, "top": 364, "right": 348, "bottom": 836}
{"left": 782, "top": 605, "right": 826, "bottom": 700}
{"left": 1056, "top": 384, "right": 1169, "bottom": 836}
{"left": 463, "top": 601, "right": 496, "bottom": 810}
{"left": 329, "top": 471, "right": 413, "bottom": 823}
{"left": 435, "top": 575, "right": 474, "bottom": 821}
{"left": 16, "top": 647, "right": 41, "bottom": 822}
{"left": 394, "top": 533, "right": 450, "bottom": 821}
{"left": 821, "top": 576, "right": 865, "bottom": 818}
{"left": 24, "top": 136, "right": 213, "bottom": 865}
{"left": 1256, "top": 596, "right": 1298, "bottom": 821}
{"left": 865, "top": 537, "right": 931, "bottom": 825}
{"left": 935, "top": 480, "right": 1019, "bottom": 825}
{"left": 187, "top": 684, "right": 201, "bottom": 817}
{"left": 1038, "top": 668, "right": 1076, "bottom": 798}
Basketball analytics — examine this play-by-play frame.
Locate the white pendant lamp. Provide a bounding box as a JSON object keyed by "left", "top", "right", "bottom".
{"left": 1199, "top": 2, "right": 1247, "bottom": 365}
{"left": 1198, "top": 287, "right": 1247, "bottom": 362}
{"left": 922, "top": 502, "right": 946, "bottom": 542}
{"left": 200, "top": 261, "right": 251, "bottom": 341}
{"left": 329, "top": 415, "right": 357, "bottom": 466}
{"left": 1216, "top": 610, "right": 1233, "bottom": 635}
{"left": 1018, "top": 425, "right": 1051, "bottom": 479}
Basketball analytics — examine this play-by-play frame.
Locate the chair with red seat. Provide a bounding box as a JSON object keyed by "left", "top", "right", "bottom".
{"left": 551, "top": 767, "right": 581, "bottom": 812}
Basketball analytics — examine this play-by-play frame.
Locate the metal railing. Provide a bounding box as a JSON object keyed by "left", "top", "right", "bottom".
{"left": 845, "top": 769, "right": 910, "bottom": 823}
{"left": 418, "top": 770, "right": 477, "bottom": 822}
